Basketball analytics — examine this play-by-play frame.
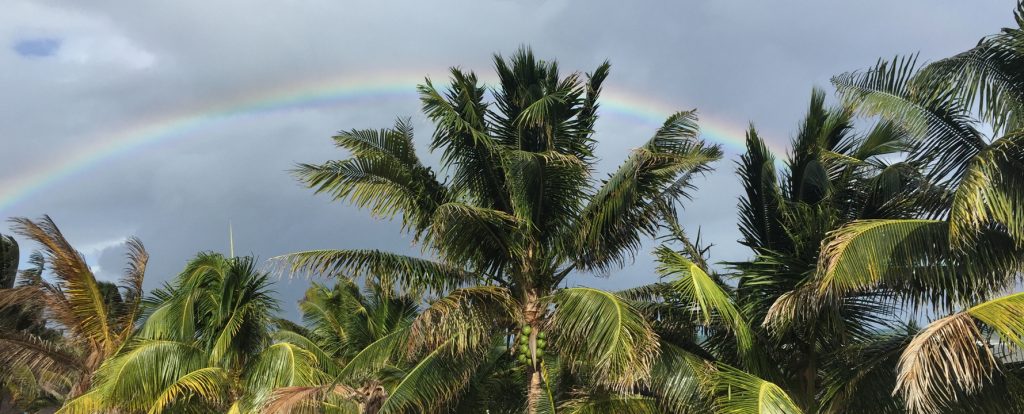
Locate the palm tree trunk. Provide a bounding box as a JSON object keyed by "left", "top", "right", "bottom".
{"left": 523, "top": 287, "right": 545, "bottom": 413}
{"left": 527, "top": 367, "right": 544, "bottom": 413}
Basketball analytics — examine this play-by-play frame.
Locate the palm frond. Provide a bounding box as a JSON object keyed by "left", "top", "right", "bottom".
{"left": 655, "top": 246, "right": 755, "bottom": 358}
{"left": 10, "top": 216, "right": 115, "bottom": 352}
{"left": 833, "top": 56, "right": 986, "bottom": 183}
{"left": 576, "top": 111, "right": 722, "bottom": 270}
{"left": 949, "top": 131, "right": 1024, "bottom": 246}
{"left": 817, "top": 219, "right": 1021, "bottom": 308}
{"left": 713, "top": 365, "right": 803, "bottom": 414}
{"left": 274, "top": 249, "right": 478, "bottom": 293}
{"left": 547, "top": 287, "right": 659, "bottom": 390}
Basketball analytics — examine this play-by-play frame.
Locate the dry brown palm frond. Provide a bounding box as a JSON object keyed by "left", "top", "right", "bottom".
{"left": 763, "top": 282, "right": 831, "bottom": 335}
{"left": 0, "top": 331, "right": 84, "bottom": 377}
{"left": 0, "top": 285, "right": 45, "bottom": 312}
{"left": 407, "top": 286, "right": 515, "bottom": 356}
{"left": 262, "top": 384, "right": 359, "bottom": 414}
{"left": 895, "top": 312, "right": 995, "bottom": 413}
{"left": 116, "top": 237, "right": 148, "bottom": 339}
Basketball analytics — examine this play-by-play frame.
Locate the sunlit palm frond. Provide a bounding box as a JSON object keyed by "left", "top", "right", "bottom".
{"left": 84, "top": 339, "right": 207, "bottom": 412}
{"left": 547, "top": 287, "right": 659, "bottom": 390}
{"left": 817, "top": 219, "right": 1021, "bottom": 308}
{"left": 116, "top": 237, "right": 147, "bottom": 339}
{"left": 10, "top": 216, "right": 115, "bottom": 352}
{"left": 243, "top": 342, "right": 329, "bottom": 411}
{"left": 148, "top": 367, "right": 230, "bottom": 414}
{"left": 655, "top": 246, "right": 755, "bottom": 358}
{"left": 713, "top": 366, "right": 803, "bottom": 414}
{"left": 949, "top": 131, "right": 1024, "bottom": 246}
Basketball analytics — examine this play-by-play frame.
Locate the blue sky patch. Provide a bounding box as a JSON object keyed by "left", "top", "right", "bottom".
{"left": 13, "top": 37, "right": 61, "bottom": 58}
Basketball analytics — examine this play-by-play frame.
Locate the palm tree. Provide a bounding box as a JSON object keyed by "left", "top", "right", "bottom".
{"left": 262, "top": 281, "right": 420, "bottom": 413}
{"left": 280, "top": 47, "right": 722, "bottom": 412}
{"left": 58, "top": 253, "right": 327, "bottom": 414}
{"left": 819, "top": 4, "right": 1024, "bottom": 411}
{"left": 636, "top": 3, "right": 1024, "bottom": 412}
{"left": 617, "top": 88, "right": 933, "bottom": 413}
{"left": 0, "top": 216, "right": 148, "bottom": 404}
{"left": 0, "top": 234, "right": 62, "bottom": 411}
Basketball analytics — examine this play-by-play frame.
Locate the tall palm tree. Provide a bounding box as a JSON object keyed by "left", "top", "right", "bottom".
{"left": 280, "top": 47, "right": 722, "bottom": 412}
{"left": 618, "top": 88, "right": 933, "bottom": 413}
{"left": 820, "top": 4, "right": 1024, "bottom": 411}
{"left": 58, "top": 253, "right": 327, "bottom": 414}
{"left": 0, "top": 216, "right": 148, "bottom": 403}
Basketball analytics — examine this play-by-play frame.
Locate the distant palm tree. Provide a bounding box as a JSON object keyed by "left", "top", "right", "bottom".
{"left": 0, "top": 216, "right": 148, "bottom": 404}
{"left": 281, "top": 47, "right": 722, "bottom": 412}
{"left": 58, "top": 253, "right": 326, "bottom": 414}
{"left": 263, "top": 281, "right": 420, "bottom": 413}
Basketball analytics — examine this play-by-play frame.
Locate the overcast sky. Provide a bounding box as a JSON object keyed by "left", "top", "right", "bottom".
{"left": 0, "top": 0, "right": 1016, "bottom": 318}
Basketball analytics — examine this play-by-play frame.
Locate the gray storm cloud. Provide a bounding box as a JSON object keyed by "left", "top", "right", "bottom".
{"left": 0, "top": 0, "right": 1013, "bottom": 317}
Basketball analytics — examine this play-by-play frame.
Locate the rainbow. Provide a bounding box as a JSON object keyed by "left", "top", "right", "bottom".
{"left": 0, "top": 69, "right": 787, "bottom": 214}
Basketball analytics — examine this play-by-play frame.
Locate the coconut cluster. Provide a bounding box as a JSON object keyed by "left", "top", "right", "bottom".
{"left": 514, "top": 325, "right": 547, "bottom": 365}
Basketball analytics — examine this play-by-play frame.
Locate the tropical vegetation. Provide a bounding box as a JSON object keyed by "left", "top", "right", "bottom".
{"left": 2, "top": 2, "right": 1024, "bottom": 413}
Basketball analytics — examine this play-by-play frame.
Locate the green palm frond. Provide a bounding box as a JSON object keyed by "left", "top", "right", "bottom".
{"left": 408, "top": 286, "right": 514, "bottom": 355}
{"left": 83, "top": 339, "right": 207, "bottom": 412}
{"left": 426, "top": 202, "right": 521, "bottom": 271}
{"left": 819, "top": 327, "right": 912, "bottom": 414}
{"left": 243, "top": 342, "right": 329, "bottom": 411}
{"left": 648, "top": 341, "right": 712, "bottom": 412}
{"left": 376, "top": 338, "right": 487, "bottom": 414}
{"left": 737, "top": 126, "right": 787, "bottom": 252}
{"left": 547, "top": 287, "right": 659, "bottom": 390}
{"left": 148, "top": 367, "right": 229, "bottom": 414}
{"left": 576, "top": 111, "right": 722, "bottom": 270}
{"left": 655, "top": 246, "right": 754, "bottom": 357}
{"left": 919, "top": 22, "right": 1024, "bottom": 134}
{"left": 949, "top": 131, "right": 1024, "bottom": 246}
{"left": 275, "top": 249, "right": 479, "bottom": 293}
{"left": 833, "top": 56, "right": 986, "bottom": 183}
{"left": 713, "top": 366, "right": 803, "bottom": 414}
{"left": 336, "top": 326, "right": 411, "bottom": 384}
{"left": 817, "top": 219, "right": 1021, "bottom": 308}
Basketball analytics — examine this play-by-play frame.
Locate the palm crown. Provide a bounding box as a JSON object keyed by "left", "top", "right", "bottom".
{"left": 282, "top": 47, "right": 723, "bottom": 412}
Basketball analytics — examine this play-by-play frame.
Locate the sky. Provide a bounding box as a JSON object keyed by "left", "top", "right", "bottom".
{"left": 0, "top": 0, "right": 1016, "bottom": 318}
